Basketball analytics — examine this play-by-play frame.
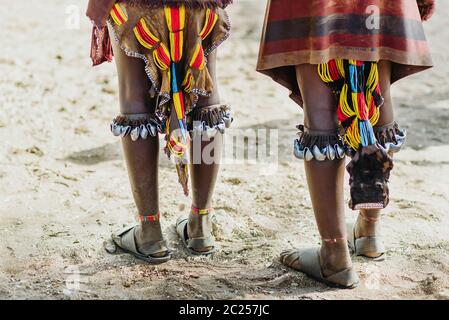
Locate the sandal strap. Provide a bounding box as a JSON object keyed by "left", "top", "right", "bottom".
{"left": 113, "top": 225, "right": 169, "bottom": 258}
{"left": 188, "top": 237, "right": 215, "bottom": 250}
{"left": 290, "top": 248, "right": 359, "bottom": 288}
{"left": 138, "top": 212, "right": 161, "bottom": 222}
{"left": 139, "top": 240, "right": 169, "bottom": 255}
{"left": 191, "top": 206, "right": 213, "bottom": 215}
{"left": 119, "top": 226, "right": 139, "bottom": 254}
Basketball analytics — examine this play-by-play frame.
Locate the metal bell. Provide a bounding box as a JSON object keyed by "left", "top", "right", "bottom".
{"left": 120, "top": 125, "right": 131, "bottom": 138}
{"left": 395, "top": 130, "right": 407, "bottom": 148}
{"left": 223, "top": 113, "right": 233, "bottom": 128}
{"left": 140, "top": 124, "right": 149, "bottom": 140}
{"left": 335, "top": 144, "right": 345, "bottom": 159}
{"left": 294, "top": 139, "right": 305, "bottom": 159}
{"left": 147, "top": 123, "right": 157, "bottom": 137}
{"left": 397, "top": 129, "right": 407, "bottom": 140}
{"left": 326, "top": 145, "right": 336, "bottom": 160}
{"left": 216, "top": 122, "right": 226, "bottom": 134}
{"left": 111, "top": 123, "right": 122, "bottom": 137}
{"left": 130, "top": 127, "right": 140, "bottom": 141}
{"left": 312, "top": 145, "right": 326, "bottom": 161}
{"left": 304, "top": 147, "right": 314, "bottom": 161}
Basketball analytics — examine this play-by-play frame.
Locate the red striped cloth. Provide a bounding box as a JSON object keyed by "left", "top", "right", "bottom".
{"left": 257, "top": 0, "right": 433, "bottom": 107}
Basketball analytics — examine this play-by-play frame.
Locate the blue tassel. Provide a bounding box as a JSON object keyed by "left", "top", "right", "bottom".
{"left": 359, "top": 120, "right": 376, "bottom": 147}
{"left": 171, "top": 62, "right": 179, "bottom": 92}
{"left": 349, "top": 64, "right": 358, "bottom": 92}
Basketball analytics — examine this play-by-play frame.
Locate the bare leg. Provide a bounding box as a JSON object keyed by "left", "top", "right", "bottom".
{"left": 188, "top": 51, "right": 223, "bottom": 252}
{"left": 112, "top": 37, "right": 165, "bottom": 256}
{"left": 355, "top": 60, "right": 394, "bottom": 255}
{"left": 294, "top": 64, "right": 352, "bottom": 276}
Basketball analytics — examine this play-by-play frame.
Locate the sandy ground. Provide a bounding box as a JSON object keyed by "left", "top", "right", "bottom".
{"left": 0, "top": 0, "right": 448, "bottom": 300}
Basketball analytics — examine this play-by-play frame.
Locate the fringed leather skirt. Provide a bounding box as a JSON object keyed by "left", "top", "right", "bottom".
{"left": 109, "top": 0, "right": 231, "bottom": 114}
{"left": 105, "top": 0, "right": 232, "bottom": 195}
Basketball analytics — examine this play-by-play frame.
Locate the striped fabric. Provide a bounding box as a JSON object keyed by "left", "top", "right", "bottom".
{"left": 117, "top": 0, "right": 232, "bottom": 8}
{"left": 257, "top": 0, "right": 433, "bottom": 107}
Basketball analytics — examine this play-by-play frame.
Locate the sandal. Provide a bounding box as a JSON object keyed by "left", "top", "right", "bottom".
{"left": 280, "top": 247, "right": 359, "bottom": 289}
{"left": 107, "top": 213, "right": 171, "bottom": 264}
{"left": 176, "top": 206, "right": 217, "bottom": 256}
{"left": 347, "top": 215, "right": 386, "bottom": 260}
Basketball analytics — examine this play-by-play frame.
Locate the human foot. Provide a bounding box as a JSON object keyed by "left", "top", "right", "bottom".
{"left": 188, "top": 208, "right": 214, "bottom": 253}
{"left": 348, "top": 210, "right": 385, "bottom": 259}
{"left": 320, "top": 239, "right": 353, "bottom": 277}
{"left": 176, "top": 207, "right": 216, "bottom": 255}
{"left": 135, "top": 219, "right": 168, "bottom": 257}
{"left": 280, "top": 243, "right": 358, "bottom": 289}
{"left": 109, "top": 214, "right": 171, "bottom": 263}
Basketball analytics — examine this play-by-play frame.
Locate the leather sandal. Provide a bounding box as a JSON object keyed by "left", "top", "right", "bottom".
{"left": 280, "top": 247, "right": 359, "bottom": 289}
{"left": 176, "top": 206, "right": 217, "bottom": 256}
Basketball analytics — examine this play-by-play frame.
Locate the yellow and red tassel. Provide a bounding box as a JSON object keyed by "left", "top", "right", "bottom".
{"left": 134, "top": 19, "right": 171, "bottom": 71}
{"left": 165, "top": 5, "right": 186, "bottom": 63}
{"left": 199, "top": 9, "right": 218, "bottom": 40}
{"left": 110, "top": 3, "right": 128, "bottom": 26}
{"left": 181, "top": 70, "right": 194, "bottom": 93}
{"left": 190, "top": 44, "right": 206, "bottom": 70}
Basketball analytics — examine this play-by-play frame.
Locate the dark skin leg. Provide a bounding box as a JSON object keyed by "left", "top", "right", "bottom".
{"left": 355, "top": 60, "right": 394, "bottom": 256}
{"left": 294, "top": 64, "right": 352, "bottom": 276}
{"left": 112, "top": 35, "right": 165, "bottom": 256}
{"left": 188, "top": 51, "right": 223, "bottom": 252}
{"left": 113, "top": 34, "right": 221, "bottom": 254}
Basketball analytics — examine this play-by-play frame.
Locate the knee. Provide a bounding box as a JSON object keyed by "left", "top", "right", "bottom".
{"left": 118, "top": 83, "right": 156, "bottom": 114}
{"left": 305, "top": 109, "right": 338, "bottom": 131}
{"left": 119, "top": 88, "right": 157, "bottom": 114}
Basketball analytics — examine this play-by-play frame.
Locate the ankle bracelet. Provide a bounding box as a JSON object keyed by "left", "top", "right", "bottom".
{"left": 138, "top": 212, "right": 160, "bottom": 223}
{"left": 191, "top": 206, "right": 213, "bottom": 215}
{"left": 322, "top": 236, "right": 346, "bottom": 244}
{"left": 359, "top": 212, "right": 380, "bottom": 223}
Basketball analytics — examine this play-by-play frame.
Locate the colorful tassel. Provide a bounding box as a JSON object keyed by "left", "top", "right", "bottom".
{"left": 165, "top": 5, "right": 186, "bottom": 63}
{"left": 190, "top": 44, "right": 206, "bottom": 70}
{"left": 170, "top": 63, "right": 188, "bottom": 139}
{"left": 181, "top": 69, "right": 194, "bottom": 92}
{"left": 134, "top": 18, "right": 171, "bottom": 71}
{"left": 318, "top": 59, "right": 382, "bottom": 151}
{"left": 110, "top": 3, "right": 128, "bottom": 26}
{"left": 167, "top": 134, "right": 188, "bottom": 157}
{"left": 199, "top": 8, "right": 218, "bottom": 40}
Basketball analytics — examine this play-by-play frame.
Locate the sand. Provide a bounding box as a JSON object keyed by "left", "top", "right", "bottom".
{"left": 0, "top": 0, "right": 448, "bottom": 300}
